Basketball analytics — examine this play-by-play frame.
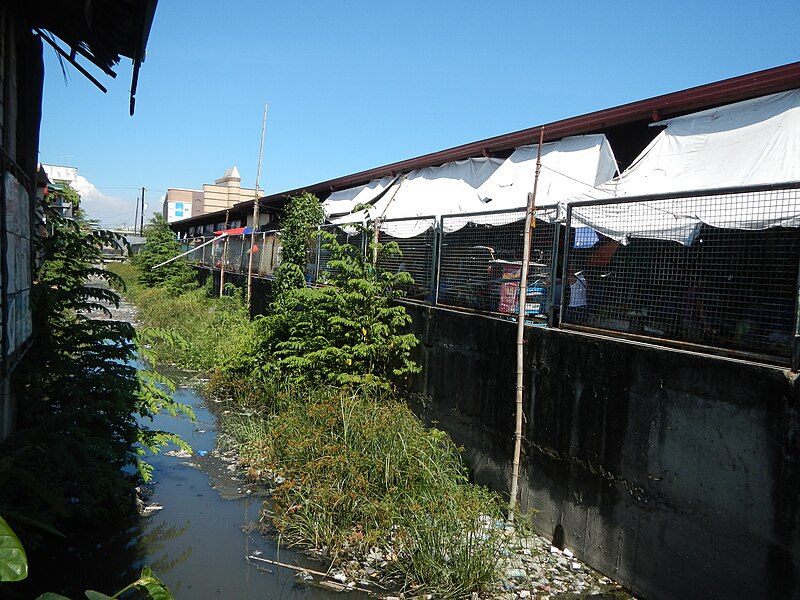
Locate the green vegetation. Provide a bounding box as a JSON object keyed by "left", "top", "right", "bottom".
{"left": 131, "top": 214, "right": 197, "bottom": 293}
{"left": 0, "top": 192, "right": 188, "bottom": 594}
{"left": 115, "top": 197, "right": 508, "bottom": 598}
{"left": 108, "top": 262, "right": 255, "bottom": 372}
{"left": 222, "top": 385, "right": 506, "bottom": 597}
{"left": 273, "top": 190, "right": 323, "bottom": 296}
{"left": 238, "top": 232, "right": 420, "bottom": 391}
{"left": 1, "top": 514, "right": 173, "bottom": 599}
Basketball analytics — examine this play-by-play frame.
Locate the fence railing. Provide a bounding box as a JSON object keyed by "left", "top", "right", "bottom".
{"left": 181, "top": 231, "right": 283, "bottom": 277}
{"left": 178, "top": 182, "right": 800, "bottom": 367}
{"left": 562, "top": 183, "right": 800, "bottom": 364}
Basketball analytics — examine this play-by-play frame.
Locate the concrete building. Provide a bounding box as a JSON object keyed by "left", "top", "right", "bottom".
{"left": 1, "top": 0, "right": 157, "bottom": 441}
{"left": 41, "top": 164, "right": 79, "bottom": 218}
{"left": 163, "top": 166, "right": 261, "bottom": 223}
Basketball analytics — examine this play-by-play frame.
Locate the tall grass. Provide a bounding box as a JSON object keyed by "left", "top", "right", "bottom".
{"left": 221, "top": 383, "right": 507, "bottom": 598}
{"left": 112, "top": 260, "right": 509, "bottom": 598}
{"left": 108, "top": 263, "right": 254, "bottom": 371}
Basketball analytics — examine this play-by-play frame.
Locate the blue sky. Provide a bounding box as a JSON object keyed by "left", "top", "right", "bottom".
{"left": 39, "top": 1, "right": 800, "bottom": 227}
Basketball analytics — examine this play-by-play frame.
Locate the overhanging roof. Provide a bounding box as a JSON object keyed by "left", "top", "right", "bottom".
{"left": 172, "top": 61, "right": 800, "bottom": 231}
{"left": 20, "top": 0, "right": 158, "bottom": 114}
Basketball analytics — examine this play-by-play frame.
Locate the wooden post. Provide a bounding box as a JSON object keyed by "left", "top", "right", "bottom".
{"left": 247, "top": 101, "right": 269, "bottom": 311}
{"left": 219, "top": 235, "right": 229, "bottom": 298}
{"left": 509, "top": 126, "right": 545, "bottom": 513}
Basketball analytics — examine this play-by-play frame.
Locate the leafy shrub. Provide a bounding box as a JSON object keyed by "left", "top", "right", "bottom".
{"left": 131, "top": 214, "right": 197, "bottom": 293}
{"left": 273, "top": 191, "right": 323, "bottom": 296}
{"left": 3, "top": 205, "right": 191, "bottom": 536}
{"left": 257, "top": 233, "right": 419, "bottom": 390}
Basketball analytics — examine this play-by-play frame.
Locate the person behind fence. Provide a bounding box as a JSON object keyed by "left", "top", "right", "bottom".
{"left": 567, "top": 266, "right": 589, "bottom": 322}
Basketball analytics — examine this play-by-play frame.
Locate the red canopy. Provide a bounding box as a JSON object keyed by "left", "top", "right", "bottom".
{"left": 214, "top": 226, "right": 252, "bottom": 236}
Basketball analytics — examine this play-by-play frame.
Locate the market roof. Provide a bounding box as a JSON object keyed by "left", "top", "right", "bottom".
{"left": 171, "top": 61, "right": 800, "bottom": 232}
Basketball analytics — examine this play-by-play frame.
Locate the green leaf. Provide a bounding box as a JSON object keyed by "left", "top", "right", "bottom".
{"left": 0, "top": 515, "right": 27, "bottom": 582}
{"left": 0, "top": 510, "right": 64, "bottom": 538}
{"left": 132, "top": 566, "right": 174, "bottom": 600}
{"left": 35, "top": 594, "right": 72, "bottom": 600}
{"left": 84, "top": 591, "right": 113, "bottom": 599}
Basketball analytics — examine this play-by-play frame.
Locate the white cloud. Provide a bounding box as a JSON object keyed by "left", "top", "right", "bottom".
{"left": 72, "top": 176, "right": 137, "bottom": 228}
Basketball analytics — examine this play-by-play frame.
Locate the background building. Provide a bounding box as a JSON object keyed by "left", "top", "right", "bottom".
{"left": 163, "top": 166, "right": 260, "bottom": 223}
{"left": 41, "top": 164, "right": 78, "bottom": 217}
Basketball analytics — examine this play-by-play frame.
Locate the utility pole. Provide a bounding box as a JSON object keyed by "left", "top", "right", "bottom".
{"left": 134, "top": 197, "right": 140, "bottom": 235}
{"left": 140, "top": 187, "right": 146, "bottom": 234}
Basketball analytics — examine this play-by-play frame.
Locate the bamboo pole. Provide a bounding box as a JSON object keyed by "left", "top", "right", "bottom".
{"left": 368, "top": 174, "right": 407, "bottom": 267}
{"left": 372, "top": 217, "right": 380, "bottom": 266}
{"left": 219, "top": 208, "right": 230, "bottom": 298}
{"left": 150, "top": 234, "right": 225, "bottom": 270}
{"left": 509, "top": 126, "right": 544, "bottom": 513}
{"left": 247, "top": 101, "right": 269, "bottom": 311}
{"left": 246, "top": 555, "right": 375, "bottom": 594}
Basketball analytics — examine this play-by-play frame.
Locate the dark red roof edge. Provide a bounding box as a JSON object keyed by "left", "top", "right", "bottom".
{"left": 175, "top": 61, "right": 800, "bottom": 229}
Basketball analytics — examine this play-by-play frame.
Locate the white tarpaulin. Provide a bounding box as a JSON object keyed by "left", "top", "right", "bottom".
{"left": 329, "top": 158, "right": 502, "bottom": 238}
{"left": 571, "top": 88, "right": 800, "bottom": 245}
{"left": 375, "top": 157, "right": 502, "bottom": 237}
{"left": 328, "top": 135, "right": 618, "bottom": 238}
{"left": 322, "top": 176, "right": 396, "bottom": 218}
{"left": 440, "top": 134, "right": 618, "bottom": 231}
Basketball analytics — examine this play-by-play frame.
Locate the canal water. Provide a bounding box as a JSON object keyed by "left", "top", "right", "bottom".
{"left": 18, "top": 367, "right": 345, "bottom": 600}
{"left": 130, "top": 370, "right": 345, "bottom": 599}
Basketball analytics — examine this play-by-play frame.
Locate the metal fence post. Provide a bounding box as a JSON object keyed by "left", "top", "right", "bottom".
{"left": 548, "top": 222, "right": 562, "bottom": 327}
{"left": 559, "top": 206, "right": 573, "bottom": 327}
{"left": 433, "top": 217, "right": 443, "bottom": 306}
{"left": 793, "top": 238, "right": 800, "bottom": 371}
{"left": 314, "top": 226, "right": 322, "bottom": 283}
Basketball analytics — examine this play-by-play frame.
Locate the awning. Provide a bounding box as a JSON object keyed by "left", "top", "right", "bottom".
{"left": 214, "top": 226, "right": 252, "bottom": 236}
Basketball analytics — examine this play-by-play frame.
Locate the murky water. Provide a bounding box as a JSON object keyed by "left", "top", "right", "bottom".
{"left": 18, "top": 370, "right": 345, "bottom": 600}
{"left": 132, "top": 374, "right": 345, "bottom": 600}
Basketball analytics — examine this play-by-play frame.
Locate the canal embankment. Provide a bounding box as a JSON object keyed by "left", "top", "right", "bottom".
{"left": 105, "top": 254, "right": 636, "bottom": 599}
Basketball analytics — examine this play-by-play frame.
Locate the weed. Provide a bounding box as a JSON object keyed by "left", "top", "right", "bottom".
{"left": 220, "top": 384, "right": 506, "bottom": 598}
{"left": 116, "top": 232, "right": 508, "bottom": 598}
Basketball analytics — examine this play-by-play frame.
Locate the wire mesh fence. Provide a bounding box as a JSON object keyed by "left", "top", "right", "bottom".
{"left": 176, "top": 182, "right": 800, "bottom": 365}
{"left": 377, "top": 217, "right": 437, "bottom": 301}
{"left": 307, "top": 224, "right": 368, "bottom": 283}
{"left": 254, "top": 232, "right": 281, "bottom": 276}
{"left": 438, "top": 210, "right": 559, "bottom": 320}
{"left": 563, "top": 184, "right": 800, "bottom": 361}
{"left": 221, "top": 236, "right": 247, "bottom": 273}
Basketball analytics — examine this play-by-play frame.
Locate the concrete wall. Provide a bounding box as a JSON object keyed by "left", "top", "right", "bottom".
{"left": 0, "top": 7, "right": 42, "bottom": 441}
{"left": 190, "top": 264, "right": 799, "bottom": 599}
{"left": 404, "top": 303, "right": 799, "bottom": 600}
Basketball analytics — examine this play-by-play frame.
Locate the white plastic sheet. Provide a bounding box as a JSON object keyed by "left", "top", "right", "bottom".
{"left": 441, "top": 134, "right": 618, "bottom": 232}
{"left": 322, "top": 176, "right": 396, "bottom": 218}
{"left": 375, "top": 157, "right": 502, "bottom": 237}
{"left": 326, "top": 135, "right": 618, "bottom": 239}
{"left": 572, "top": 89, "right": 800, "bottom": 245}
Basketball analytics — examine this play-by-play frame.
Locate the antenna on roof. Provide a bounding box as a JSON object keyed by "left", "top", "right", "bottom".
{"left": 247, "top": 100, "right": 269, "bottom": 310}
